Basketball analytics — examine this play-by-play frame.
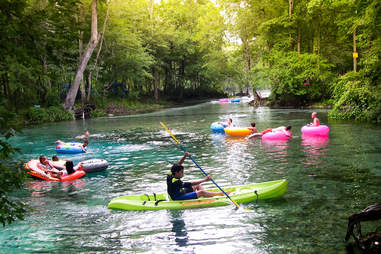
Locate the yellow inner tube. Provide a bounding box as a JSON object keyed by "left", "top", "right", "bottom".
{"left": 224, "top": 127, "right": 252, "bottom": 137}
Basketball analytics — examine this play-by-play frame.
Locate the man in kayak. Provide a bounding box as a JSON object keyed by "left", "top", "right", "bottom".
{"left": 167, "top": 152, "right": 230, "bottom": 200}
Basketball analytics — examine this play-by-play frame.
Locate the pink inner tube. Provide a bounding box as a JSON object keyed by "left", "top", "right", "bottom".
{"left": 219, "top": 98, "right": 229, "bottom": 103}
{"left": 262, "top": 131, "right": 291, "bottom": 140}
{"left": 301, "top": 125, "right": 329, "bottom": 136}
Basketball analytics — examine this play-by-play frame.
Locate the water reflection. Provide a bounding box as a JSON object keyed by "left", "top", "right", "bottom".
{"left": 301, "top": 134, "right": 329, "bottom": 167}
{"left": 261, "top": 139, "right": 289, "bottom": 164}
{"left": 26, "top": 179, "right": 87, "bottom": 201}
{"left": 168, "top": 210, "right": 188, "bottom": 247}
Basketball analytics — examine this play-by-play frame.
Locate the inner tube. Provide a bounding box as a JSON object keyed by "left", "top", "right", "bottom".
{"left": 25, "top": 159, "right": 86, "bottom": 181}
{"left": 219, "top": 98, "right": 229, "bottom": 103}
{"left": 56, "top": 142, "right": 86, "bottom": 154}
{"left": 210, "top": 122, "right": 226, "bottom": 133}
{"left": 230, "top": 98, "right": 240, "bottom": 103}
{"left": 224, "top": 127, "right": 252, "bottom": 137}
{"left": 301, "top": 125, "right": 329, "bottom": 136}
{"left": 80, "top": 159, "right": 108, "bottom": 173}
{"left": 262, "top": 131, "right": 291, "bottom": 140}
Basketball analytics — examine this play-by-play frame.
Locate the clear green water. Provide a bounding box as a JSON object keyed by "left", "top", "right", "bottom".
{"left": 1, "top": 101, "right": 381, "bottom": 253}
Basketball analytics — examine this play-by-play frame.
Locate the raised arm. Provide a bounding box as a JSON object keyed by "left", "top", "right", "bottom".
{"left": 177, "top": 152, "right": 191, "bottom": 165}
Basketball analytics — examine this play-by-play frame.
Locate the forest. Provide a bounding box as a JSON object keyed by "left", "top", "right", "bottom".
{"left": 0, "top": 0, "right": 380, "bottom": 124}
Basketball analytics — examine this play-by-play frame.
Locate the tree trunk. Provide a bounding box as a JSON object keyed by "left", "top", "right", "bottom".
{"left": 297, "top": 24, "right": 301, "bottom": 55}
{"left": 243, "top": 40, "right": 251, "bottom": 70}
{"left": 87, "top": 72, "right": 92, "bottom": 102}
{"left": 353, "top": 26, "right": 357, "bottom": 72}
{"left": 78, "top": 4, "right": 86, "bottom": 109}
{"left": 164, "top": 65, "right": 170, "bottom": 94}
{"left": 89, "top": 3, "right": 109, "bottom": 102}
{"left": 289, "top": 0, "right": 293, "bottom": 18}
{"left": 178, "top": 59, "right": 185, "bottom": 100}
{"left": 153, "top": 67, "right": 159, "bottom": 101}
{"left": 63, "top": 0, "right": 99, "bottom": 112}
{"left": 317, "top": 15, "right": 321, "bottom": 55}
{"left": 2, "top": 73, "right": 10, "bottom": 97}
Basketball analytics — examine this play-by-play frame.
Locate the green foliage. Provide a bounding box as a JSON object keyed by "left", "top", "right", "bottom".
{"left": 0, "top": 0, "right": 379, "bottom": 123}
{"left": 329, "top": 71, "right": 381, "bottom": 123}
{"left": 90, "top": 109, "right": 106, "bottom": 118}
{"left": 255, "top": 51, "right": 334, "bottom": 106}
{"left": 24, "top": 106, "right": 74, "bottom": 124}
{"left": 0, "top": 99, "right": 27, "bottom": 226}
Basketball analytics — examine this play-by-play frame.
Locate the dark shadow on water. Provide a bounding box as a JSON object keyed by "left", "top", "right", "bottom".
{"left": 168, "top": 210, "right": 189, "bottom": 247}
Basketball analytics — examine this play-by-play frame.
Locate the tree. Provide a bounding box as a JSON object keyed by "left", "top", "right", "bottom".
{"left": 64, "top": 0, "right": 101, "bottom": 112}
{"left": 0, "top": 99, "right": 27, "bottom": 226}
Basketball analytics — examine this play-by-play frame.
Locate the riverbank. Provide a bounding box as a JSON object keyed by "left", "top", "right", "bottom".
{"left": 17, "top": 97, "right": 216, "bottom": 126}
{"left": 88, "top": 97, "right": 214, "bottom": 118}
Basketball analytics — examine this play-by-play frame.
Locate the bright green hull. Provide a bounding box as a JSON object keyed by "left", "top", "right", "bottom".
{"left": 108, "top": 179, "right": 288, "bottom": 211}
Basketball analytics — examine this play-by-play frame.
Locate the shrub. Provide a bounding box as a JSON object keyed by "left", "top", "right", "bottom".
{"left": 90, "top": 109, "right": 106, "bottom": 118}
{"left": 256, "top": 51, "right": 334, "bottom": 106}
{"left": 0, "top": 99, "right": 27, "bottom": 226}
{"left": 329, "top": 71, "right": 381, "bottom": 123}
{"left": 24, "top": 106, "right": 73, "bottom": 124}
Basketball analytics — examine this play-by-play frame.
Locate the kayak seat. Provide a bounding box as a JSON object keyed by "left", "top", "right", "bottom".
{"left": 142, "top": 193, "right": 167, "bottom": 206}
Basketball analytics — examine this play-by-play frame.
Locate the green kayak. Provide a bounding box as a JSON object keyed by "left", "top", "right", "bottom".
{"left": 108, "top": 179, "right": 288, "bottom": 211}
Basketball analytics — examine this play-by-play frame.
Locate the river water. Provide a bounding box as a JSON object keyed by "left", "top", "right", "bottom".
{"left": 1, "top": 101, "right": 381, "bottom": 253}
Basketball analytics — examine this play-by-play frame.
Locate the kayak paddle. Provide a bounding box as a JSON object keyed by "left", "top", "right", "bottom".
{"left": 160, "top": 122, "right": 241, "bottom": 210}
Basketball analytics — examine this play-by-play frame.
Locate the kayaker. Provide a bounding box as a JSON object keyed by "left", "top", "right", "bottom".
{"left": 167, "top": 152, "right": 230, "bottom": 200}
{"left": 310, "top": 112, "right": 320, "bottom": 127}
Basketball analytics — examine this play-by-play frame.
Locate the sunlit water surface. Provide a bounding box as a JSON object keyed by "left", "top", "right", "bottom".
{"left": 1, "top": 101, "right": 381, "bottom": 253}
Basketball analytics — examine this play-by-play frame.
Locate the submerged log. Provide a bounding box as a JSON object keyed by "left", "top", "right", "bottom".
{"left": 345, "top": 203, "right": 381, "bottom": 253}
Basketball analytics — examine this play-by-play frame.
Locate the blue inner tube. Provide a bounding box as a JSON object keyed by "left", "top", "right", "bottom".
{"left": 56, "top": 142, "right": 86, "bottom": 154}
{"left": 210, "top": 122, "right": 226, "bottom": 133}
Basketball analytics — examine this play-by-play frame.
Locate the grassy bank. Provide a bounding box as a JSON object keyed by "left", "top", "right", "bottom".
{"left": 15, "top": 97, "right": 213, "bottom": 126}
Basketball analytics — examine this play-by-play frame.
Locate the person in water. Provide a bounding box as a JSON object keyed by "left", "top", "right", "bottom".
{"left": 219, "top": 118, "right": 233, "bottom": 128}
{"left": 37, "top": 155, "right": 63, "bottom": 179}
{"left": 167, "top": 152, "right": 230, "bottom": 200}
{"left": 310, "top": 112, "right": 320, "bottom": 127}
{"left": 52, "top": 155, "right": 59, "bottom": 161}
{"left": 64, "top": 160, "right": 82, "bottom": 175}
{"left": 55, "top": 140, "right": 88, "bottom": 153}
{"left": 247, "top": 122, "right": 260, "bottom": 139}
{"left": 249, "top": 125, "right": 292, "bottom": 138}
{"left": 248, "top": 122, "right": 258, "bottom": 133}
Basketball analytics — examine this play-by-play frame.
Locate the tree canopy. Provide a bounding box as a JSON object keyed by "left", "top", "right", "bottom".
{"left": 0, "top": 0, "right": 379, "bottom": 121}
